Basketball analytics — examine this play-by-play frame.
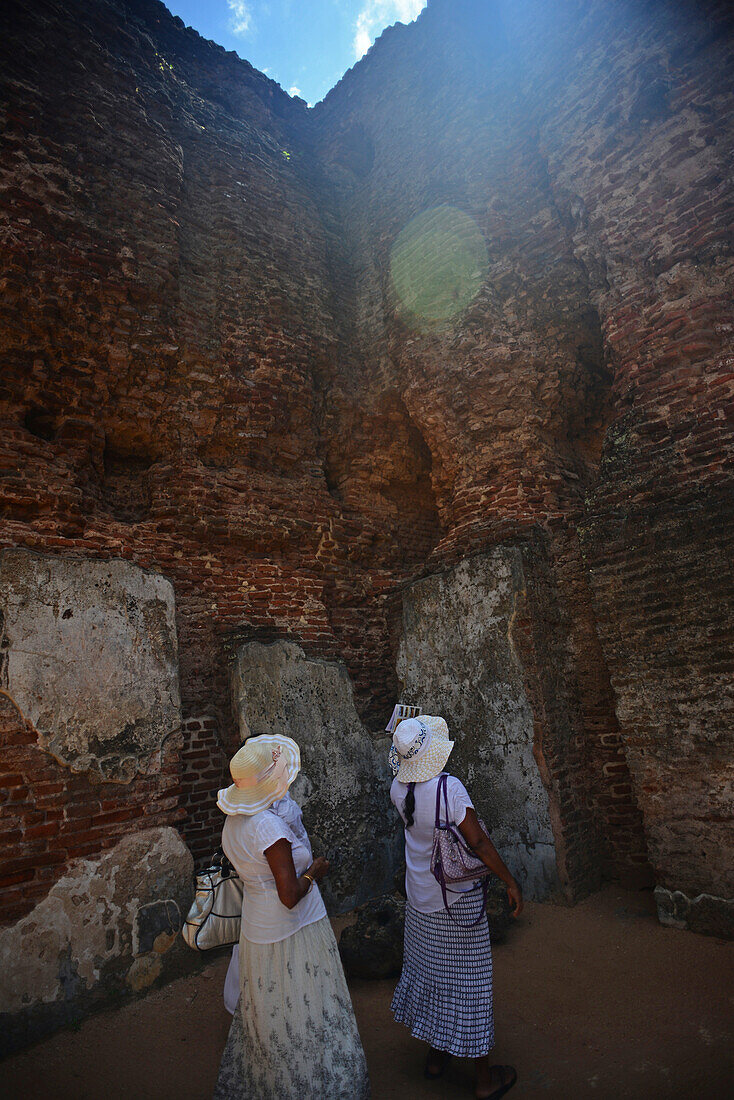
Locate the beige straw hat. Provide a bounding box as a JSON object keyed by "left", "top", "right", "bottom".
{"left": 389, "top": 715, "right": 454, "bottom": 783}
{"left": 217, "top": 734, "right": 300, "bottom": 815}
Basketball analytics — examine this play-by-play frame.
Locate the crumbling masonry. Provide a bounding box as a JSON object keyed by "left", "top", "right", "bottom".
{"left": 1, "top": 0, "right": 732, "bottom": 1053}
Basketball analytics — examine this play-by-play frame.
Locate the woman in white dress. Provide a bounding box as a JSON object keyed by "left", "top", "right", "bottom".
{"left": 213, "top": 734, "right": 370, "bottom": 1100}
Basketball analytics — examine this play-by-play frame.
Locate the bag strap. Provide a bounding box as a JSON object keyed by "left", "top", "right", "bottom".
{"left": 442, "top": 771, "right": 451, "bottom": 824}
{"left": 435, "top": 771, "right": 448, "bottom": 828}
{"left": 436, "top": 775, "right": 478, "bottom": 856}
{"left": 433, "top": 773, "right": 489, "bottom": 927}
{"left": 445, "top": 879, "right": 489, "bottom": 928}
{"left": 434, "top": 856, "right": 489, "bottom": 927}
{"left": 435, "top": 772, "right": 459, "bottom": 838}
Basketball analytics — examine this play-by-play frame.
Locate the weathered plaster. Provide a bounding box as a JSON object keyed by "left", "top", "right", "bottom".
{"left": 232, "top": 640, "right": 399, "bottom": 911}
{"left": 0, "top": 550, "right": 181, "bottom": 782}
{"left": 397, "top": 548, "right": 560, "bottom": 900}
{"left": 0, "top": 827, "right": 193, "bottom": 1055}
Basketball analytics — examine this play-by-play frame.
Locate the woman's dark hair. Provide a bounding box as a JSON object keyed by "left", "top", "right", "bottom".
{"left": 403, "top": 782, "right": 416, "bottom": 828}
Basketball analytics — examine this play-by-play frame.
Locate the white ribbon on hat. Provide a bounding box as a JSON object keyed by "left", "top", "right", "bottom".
{"left": 394, "top": 719, "right": 432, "bottom": 761}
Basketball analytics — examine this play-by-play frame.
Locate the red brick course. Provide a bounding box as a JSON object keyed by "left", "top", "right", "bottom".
{"left": 0, "top": 694, "right": 184, "bottom": 924}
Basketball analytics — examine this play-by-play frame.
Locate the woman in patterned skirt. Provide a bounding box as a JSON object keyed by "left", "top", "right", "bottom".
{"left": 213, "top": 734, "right": 370, "bottom": 1100}
{"left": 389, "top": 715, "right": 523, "bottom": 1100}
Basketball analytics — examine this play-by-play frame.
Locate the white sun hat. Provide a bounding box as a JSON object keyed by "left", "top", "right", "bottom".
{"left": 217, "top": 734, "right": 300, "bottom": 815}
{"left": 388, "top": 715, "right": 454, "bottom": 783}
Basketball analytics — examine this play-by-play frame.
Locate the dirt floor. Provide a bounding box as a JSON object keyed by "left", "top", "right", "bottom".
{"left": 1, "top": 885, "right": 732, "bottom": 1100}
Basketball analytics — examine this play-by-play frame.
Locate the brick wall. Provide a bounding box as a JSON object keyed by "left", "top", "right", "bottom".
{"left": 179, "top": 716, "right": 228, "bottom": 867}
{"left": 0, "top": 694, "right": 183, "bottom": 925}
{"left": 1, "top": 0, "right": 732, "bottom": 928}
{"left": 314, "top": 0, "right": 732, "bottom": 909}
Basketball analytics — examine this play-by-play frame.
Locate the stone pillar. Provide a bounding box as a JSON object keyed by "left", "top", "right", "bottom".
{"left": 396, "top": 548, "right": 561, "bottom": 901}
{"left": 0, "top": 550, "right": 194, "bottom": 1052}
{"left": 231, "top": 639, "right": 399, "bottom": 911}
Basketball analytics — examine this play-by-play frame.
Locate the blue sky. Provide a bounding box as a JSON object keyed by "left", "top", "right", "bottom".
{"left": 164, "top": 1, "right": 427, "bottom": 106}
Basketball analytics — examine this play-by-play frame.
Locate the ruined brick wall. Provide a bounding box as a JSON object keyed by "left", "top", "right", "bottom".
{"left": 0, "top": 0, "right": 433, "bottom": 902}
{"left": 0, "top": 692, "right": 183, "bottom": 924}
{"left": 179, "top": 715, "right": 228, "bottom": 857}
{"left": 1, "top": 0, "right": 732, "bottom": 957}
{"left": 506, "top": 0, "right": 734, "bottom": 924}
{"left": 315, "top": 0, "right": 656, "bottom": 896}
{"left": 535, "top": 0, "right": 734, "bottom": 925}
{"left": 316, "top": 0, "right": 734, "bottom": 918}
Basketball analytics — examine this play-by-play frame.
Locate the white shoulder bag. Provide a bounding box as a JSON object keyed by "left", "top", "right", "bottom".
{"left": 183, "top": 856, "right": 243, "bottom": 951}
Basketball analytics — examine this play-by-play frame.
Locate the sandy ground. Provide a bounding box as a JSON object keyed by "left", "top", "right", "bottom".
{"left": 1, "top": 885, "right": 732, "bottom": 1100}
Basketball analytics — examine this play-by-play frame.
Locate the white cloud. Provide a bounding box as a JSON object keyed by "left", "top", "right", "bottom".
{"left": 353, "top": 1, "right": 426, "bottom": 60}
{"left": 288, "top": 85, "right": 302, "bottom": 97}
{"left": 227, "top": 0, "right": 253, "bottom": 37}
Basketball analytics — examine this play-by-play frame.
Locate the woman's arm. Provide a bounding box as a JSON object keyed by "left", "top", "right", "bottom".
{"left": 458, "top": 809, "right": 524, "bottom": 917}
{"left": 264, "top": 839, "right": 330, "bottom": 910}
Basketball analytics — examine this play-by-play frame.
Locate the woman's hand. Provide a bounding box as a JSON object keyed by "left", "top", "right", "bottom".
{"left": 506, "top": 878, "right": 523, "bottom": 918}
{"left": 308, "top": 856, "right": 330, "bottom": 884}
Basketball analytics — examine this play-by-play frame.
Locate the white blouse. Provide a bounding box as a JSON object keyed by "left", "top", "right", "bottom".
{"left": 391, "top": 773, "right": 475, "bottom": 914}
{"left": 221, "top": 793, "right": 326, "bottom": 944}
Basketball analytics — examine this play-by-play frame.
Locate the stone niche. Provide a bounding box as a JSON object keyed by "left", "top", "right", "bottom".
{"left": 0, "top": 549, "right": 181, "bottom": 782}
{"left": 231, "top": 640, "right": 400, "bottom": 911}
{"left": 397, "top": 547, "right": 560, "bottom": 900}
{"left": 0, "top": 827, "right": 193, "bottom": 1057}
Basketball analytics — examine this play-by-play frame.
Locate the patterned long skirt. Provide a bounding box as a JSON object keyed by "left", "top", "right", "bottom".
{"left": 391, "top": 889, "right": 495, "bottom": 1057}
{"left": 214, "top": 916, "right": 370, "bottom": 1099}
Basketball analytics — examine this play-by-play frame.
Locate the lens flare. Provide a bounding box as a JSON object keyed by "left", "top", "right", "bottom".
{"left": 389, "top": 204, "right": 488, "bottom": 327}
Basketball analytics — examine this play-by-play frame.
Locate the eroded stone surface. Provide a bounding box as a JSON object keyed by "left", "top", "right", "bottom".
{"left": 655, "top": 887, "right": 734, "bottom": 939}
{"left": 339, "top": 894, "right": 405, "bottom": 980}
{"left": 232, "top": 640, "right": 399, "bottom": 911}
{"left": 0, "top": 550, "right": 181, "bottom": 782}
{"left": 397, "top": 549, "right": 560, "bottom": 900}
{"left": 0, "top": 827, "right": 193, "bottom": 1053}
{"left": 134, "top": 900, "right": 182, "bottom": 956}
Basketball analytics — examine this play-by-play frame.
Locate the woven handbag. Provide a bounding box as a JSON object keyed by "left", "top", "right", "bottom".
{"left": 429, "top": 773, "right": 491, "bottom": 927}
{"left": 183, "top": 853, "right": 244, "bottom": 951}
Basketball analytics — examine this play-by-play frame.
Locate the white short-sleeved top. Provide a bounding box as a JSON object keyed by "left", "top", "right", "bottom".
{"left": 391, "top": 773, "right": 475, "bottom": 914}
{"left": 221, "top": 793, "right": 326, "bottom": 944}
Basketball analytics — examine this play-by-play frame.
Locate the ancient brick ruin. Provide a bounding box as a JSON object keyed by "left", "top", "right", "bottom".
{"left": 1, "top": 0, "right": 732, "bottom": 1051}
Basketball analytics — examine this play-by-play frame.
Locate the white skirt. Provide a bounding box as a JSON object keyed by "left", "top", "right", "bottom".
{"left": 223, "top": 946, "right": 239, "bottom": 1015}
{"left": 214, "top": 916, "right": 370, "bottom": 1100}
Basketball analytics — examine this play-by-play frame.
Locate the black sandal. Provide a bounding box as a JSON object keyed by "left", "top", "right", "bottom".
{"left": 424, "top": 1049, "right": 452, "bottom": 1079}
{"left": 475, "top": 1064, "right": 517, "bottom": 1100}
